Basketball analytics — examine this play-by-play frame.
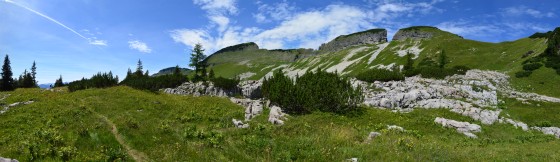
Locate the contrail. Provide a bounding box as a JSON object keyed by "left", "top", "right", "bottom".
{"left": 4, "top": 0, "right": 91, "bottom": 42}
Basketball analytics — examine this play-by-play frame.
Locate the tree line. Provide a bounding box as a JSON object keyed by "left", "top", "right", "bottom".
{"left": 0, "top": 55, "right": 40, "bottom": 91}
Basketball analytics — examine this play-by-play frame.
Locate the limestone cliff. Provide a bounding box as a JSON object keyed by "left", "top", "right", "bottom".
{"left": 319, "top": 29, "right": 387, "bottom": 52}
{"left": 392, "top": 26, "right": 436, "bottom": 41}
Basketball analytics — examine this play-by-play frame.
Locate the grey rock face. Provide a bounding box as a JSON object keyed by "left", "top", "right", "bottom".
{"left": 0, "top": 100, "right": 34, "bottom": 114}
{"left": 238, "top": 80, "right": 263, "bottom": 99}
{"left": 359, "top": 70, "right": 504, "bottom": 124}
{"left": 230, "top": 98, "right": 264, "bottom": 120}
{"left": 435, "top": 117, "right": 481, "bottom": 138}
{"left": 498, "top": 117, "right": 529, "bottom": 131}
{"left": 163, "top": 82, "right": 237, "bottom": 97}
{"left": 532, "top": 127, "right": 560, "bottom": 138}
{"left": 319, "top": 29, "right": 387, "bottom": 53}
{"left": 269, "top": 106, "right": 287, "bottom": 125}
{"left": 0, "top": 157, "right": 18, "bottom": 162}
{"left": 392, "top": 29, "right": 433, "bottom": 41}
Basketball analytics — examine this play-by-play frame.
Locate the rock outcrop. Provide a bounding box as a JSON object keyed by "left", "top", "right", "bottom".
{"left": 238, "top": 80, "right": 263, "bottom": 99}
{"left": 392, "top": 26, "right": 435, "bottom": 41}
{"left": 319, "top": 29, "right": 387, "bottom": 52}
{"left": 0, "top": 157, "right": 18, "bottom": 162}
{"left": 0, "top": 100, "right": 34, "bottom": 114}
{"left": 232, "top": 119, "right": 249, "bottom": 128}
{"left": 230, "top": 98, "right": 263, "bottom": 120}
{"left": 498, "top": 117, "right": 529, "bottom": 131}
{"left": 269, "top": 105, "right": 287, "bottom": 125}
{"left": 532, "top": 127, "right": 560, "bottom": 138}
{"left": 163, "top": 82, "right": 237, "bottom": 97}
{"left": 435, "top": 117, "right": 481, "bottom": 138}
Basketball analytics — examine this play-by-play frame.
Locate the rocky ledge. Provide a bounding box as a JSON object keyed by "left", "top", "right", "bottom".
{"left": 319, "top": 29, "right": 387, "bottom": 53}
{"left": 392, "top": 27, "right": 435, "bottom": 41}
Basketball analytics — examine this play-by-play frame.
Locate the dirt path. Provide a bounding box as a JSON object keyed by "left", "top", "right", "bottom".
{"left": 97, "top": 114, "right": 150, "bottom": 162}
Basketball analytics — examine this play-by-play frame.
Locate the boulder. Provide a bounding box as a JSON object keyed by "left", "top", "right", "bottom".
{"left": 0, "top": 157, "right": 19, "bottom": 162}
{"left": 269, "top": 106, "right": 287, "bottom": 125}
{"left": 232, "top": 119, "right": 249, "bottom": 128}
{"left": 435, "top": 117, "right": 481, "bottom": 138}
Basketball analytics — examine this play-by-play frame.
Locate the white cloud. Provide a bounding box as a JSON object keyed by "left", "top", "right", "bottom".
{"left": 89, "top": 40, "right": 107, "bottom": 46}
{"left": 437, "top": 21, "right": 504, "bottom": 37}
{"left": 502, "top": 6, "right": 555, "bottom": 18}
{"left": 253, "top": 0, "right": 296, "bottom": 23}
{"left": 128, "top": 40, "right": 152, "bottom": 53}
{"left": 172, "top": 0, "right": 447, "bottom": 52}
{"left": 193, "top": 0, "right": 237, "bottom": 14}
{"left": 209, "top": 15, "right": 230, "bottom": 32}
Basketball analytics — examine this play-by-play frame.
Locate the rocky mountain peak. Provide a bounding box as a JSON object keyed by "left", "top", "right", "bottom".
{"left": 392, "top": 26, "right": 437, "bottom": 41}
{"left": 213, "top": 42, "right": 259, "bottom": 55}
{"left": 319, "top": 28, "right": 387, "bottom": 53}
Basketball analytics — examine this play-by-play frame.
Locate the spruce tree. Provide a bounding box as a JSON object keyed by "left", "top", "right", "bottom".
{"left": 403, "top": 52, "right": 414, "bottom": 72}
{"left": 189, "top": 44, "right": 207, "bottom": 81}
{"left": 438, "top": 49, "right": 447, "bottom": 69}
{"left": 135, "top": 59, "right": 144, "bottom": 77}
{"left": 31, "top": 61, "right": 37, "bottom": 86}
{"left": 54, "top": 75, "right": 64, "bottom": 87}
{"left": 144, "top": 70, "right": 149, "bottom": 77}
{"left": 1, "top": 55, "right": 14, "bottom": 91}
{"left": 173, "top": 65, "right": 181, "bottom": 76}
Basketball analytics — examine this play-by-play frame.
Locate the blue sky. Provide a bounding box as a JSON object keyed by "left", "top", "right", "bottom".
{"left": 1, "top": 0, "right": 559, "bottom": 84}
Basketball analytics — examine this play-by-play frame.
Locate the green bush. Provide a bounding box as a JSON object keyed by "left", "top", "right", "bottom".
{"left": 522, "top": 63, "right": 543, "bottom": 71}
{"left": 515, "top": 71, "right": 532, "bottom": 78}
{"left": 356, "top": 68, "right": 404, "bottom": 82}
{"left": 68, "top": 72, "right": 119, "bottom": 92}
{"left": 210, "top": 77, "right": 239, "bottom": 90}
{"left": 262, "top": 69, "right": 363, "bottom": 114}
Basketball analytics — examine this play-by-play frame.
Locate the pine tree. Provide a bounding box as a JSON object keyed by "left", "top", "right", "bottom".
{"left": 144, "top": 70, "right": 149, "bottom": 77}
{"left": 1, "top": 55, "right": 14, "bottom": 91}
{"left": 438, "top": 49, "right": 447, "bottom": 69}
{"left": 173, "top": 65, "right": 181, "bottom": 76}
{"left": 403, "top": 52, "right": 414, "bottom": 72}
{"left": 54, "top": 75, "right": 64, "bottom": 87}
{"left": 31, "top": 61, "right": 37, "bottom": 86}
{"left": 189, "top": 44, "right": 207, "bottom": 81}
{"left": 135, "top": 59, "right": 144, "bottom": 77}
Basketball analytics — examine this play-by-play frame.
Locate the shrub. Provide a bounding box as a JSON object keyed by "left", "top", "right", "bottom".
{"left": 262, "top": 69, "right": 363, "bottom": 114}
{"left": 356, "top": 68, "right": 404, "bottom": 82}
{"left": 522, "top": 63, "right": 543, "bottom": 71}
{"left": 451, "top": 65, "right": 471, "bottom": 75}
{"left": 515, "top": 71, "right": 532, "bottom": 78}
{"left": 210, "top": 77, "right": 239, "bottom": 90}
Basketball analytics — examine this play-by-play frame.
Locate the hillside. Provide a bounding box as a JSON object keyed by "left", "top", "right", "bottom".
{"left": 2, "top": 87, "right": 560, "bottom": 161}
{"left": 205, "top": 26, "right": 554, "bottom": 97}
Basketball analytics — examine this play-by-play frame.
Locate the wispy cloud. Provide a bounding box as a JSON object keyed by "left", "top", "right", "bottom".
{"left": 171, "top": 0, "right": 446, "bottom": 52}
{"left": 90, "top": 40, "right": 108, "bottom": 46}
{"left": 128, "top": 40, "right": 152, "bottom": 53}
{"left": 501, "top": 6, "right": 555, "bottom": 18}
{"left": 3, "top": 0, "right": 107, "bottom": 46}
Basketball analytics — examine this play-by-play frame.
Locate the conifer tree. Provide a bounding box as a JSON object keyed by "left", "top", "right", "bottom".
{"left": 31, "top": 61, "right": 37, "bottom": 86}
{"left": 403, "top": 52, "right": 414, "bottom": 72}
{"left": 135, "top": 59, "right": 144, "bottom": 77}
{"left": 438, "top": 49, "right": 447, "bottom": 69}
{"left": 144, "top": 70, "right": 149, "bottom": 77}
{"left": 189, "top": 43, "right": 207, "bottom": 81}
{"left": 54, "top": 75, "right": 64, "bottom": 87}
{"left": 0, "top": 55, "right": 14, "bottom": 91}
{"left": 173, "top": 65, "right": 181, "bottom": 76}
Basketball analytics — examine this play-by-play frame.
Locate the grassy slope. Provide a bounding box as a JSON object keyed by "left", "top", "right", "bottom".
{"left": 1, "top": 87, "right": 560, "bottom": 161}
